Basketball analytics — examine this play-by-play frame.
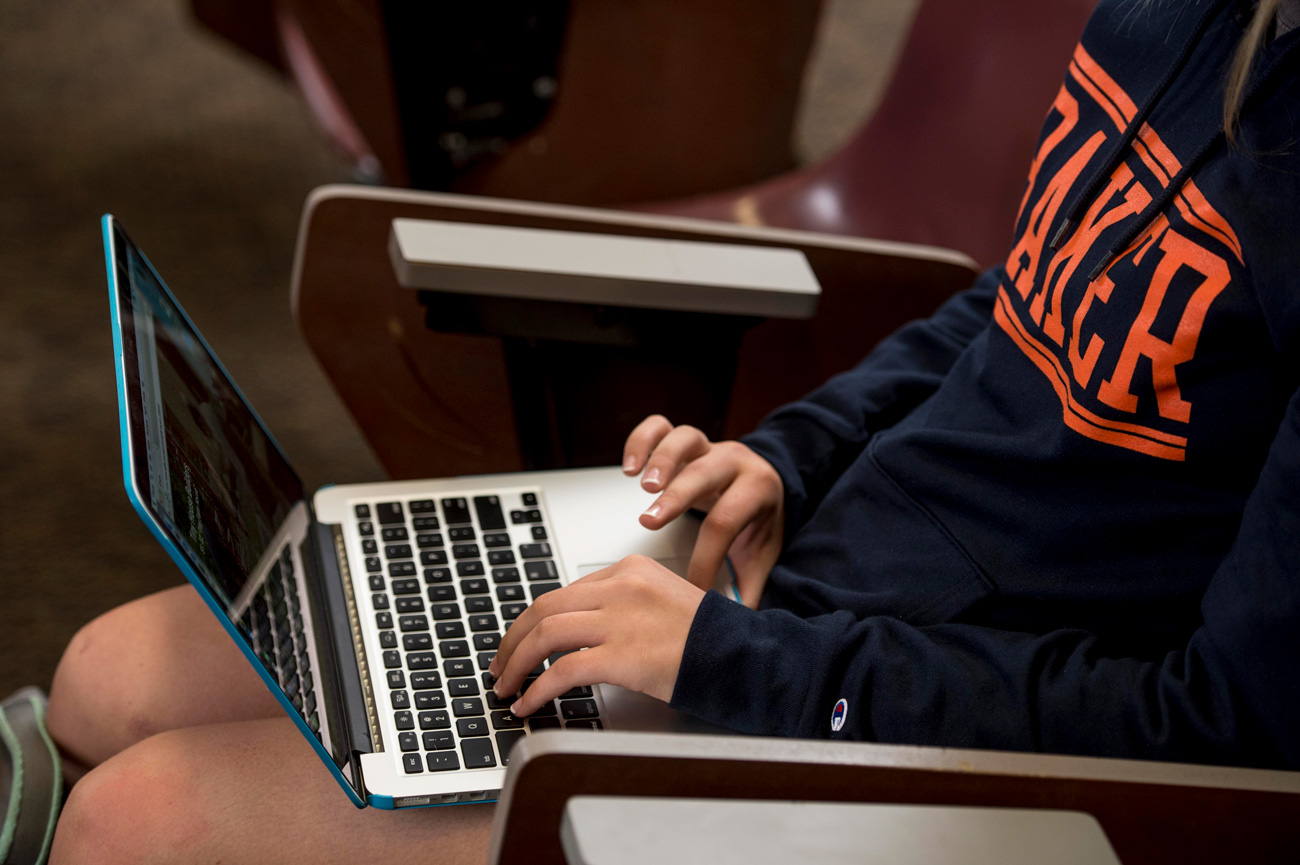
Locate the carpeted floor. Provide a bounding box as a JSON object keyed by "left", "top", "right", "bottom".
{"left": 0, "top": 0, "right": 916, "bottom": 697}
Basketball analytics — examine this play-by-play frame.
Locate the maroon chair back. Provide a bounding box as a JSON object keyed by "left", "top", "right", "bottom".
{"left": 651, "top": 0, "right": 1099, "bottom": 268}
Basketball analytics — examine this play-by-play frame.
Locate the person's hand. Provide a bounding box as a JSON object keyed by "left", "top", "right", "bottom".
{"left": 488, "top": 555, "right": 705, "bottom": 714}
{"left": 622, "top": 415, "right": 784, "bottom": 608}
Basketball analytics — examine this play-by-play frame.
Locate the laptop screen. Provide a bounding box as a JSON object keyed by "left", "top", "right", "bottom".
{"left": 108, "top": 220, "right": 305, "bottom": 611}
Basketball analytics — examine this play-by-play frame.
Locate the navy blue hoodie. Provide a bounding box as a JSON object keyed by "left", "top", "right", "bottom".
{"left": 671, "top": 0, "right": 1300, "bottom": 768}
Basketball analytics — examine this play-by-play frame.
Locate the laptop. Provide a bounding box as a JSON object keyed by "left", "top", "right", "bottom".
{"left": 102, "top": 215, "right": 725, "bottom": 809}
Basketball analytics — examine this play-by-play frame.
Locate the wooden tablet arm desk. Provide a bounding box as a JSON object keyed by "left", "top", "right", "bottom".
{"left": 291, "top": 185, "right": 977, "bottom": 479}
{"left": 487, "top": 731, "right": 1300, "bottom": 865}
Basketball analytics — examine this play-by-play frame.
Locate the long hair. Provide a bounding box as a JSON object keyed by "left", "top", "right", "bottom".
{"left": 1224, "top": 0, "right": 1284, "bottom": 143}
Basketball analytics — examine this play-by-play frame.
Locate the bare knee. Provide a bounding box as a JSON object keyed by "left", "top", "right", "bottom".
{"left": 49, "top": 731, "right": 212, "bottom": 865}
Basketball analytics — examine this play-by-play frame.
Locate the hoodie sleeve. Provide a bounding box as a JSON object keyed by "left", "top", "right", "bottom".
{"left": 672, "top": 385, "right": 1300, "bottom": 769}
{"left": 740, "top": 266, "right": 999, "bottom": 539}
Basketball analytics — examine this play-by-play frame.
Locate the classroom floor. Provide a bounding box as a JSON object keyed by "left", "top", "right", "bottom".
{"left": 0, "top": 0, "right": 917, "bottom": 696}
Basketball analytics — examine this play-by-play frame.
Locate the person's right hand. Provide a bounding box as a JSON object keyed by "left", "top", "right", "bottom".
{"left": 622, "top": 415, "right": 784, "bottom": 608}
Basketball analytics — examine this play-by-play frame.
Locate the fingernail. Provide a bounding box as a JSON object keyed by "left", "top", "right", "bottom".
{"left": 493, "top": 685, "right": 503, "bottom": 697}
{"left": 511, "top": 701, "right": 522, "bottom": 715}
{"left": 643, "top": 502, "right": 662, "bottom": 520}
{"left": 644, "top": 467, "right": 661, "bottom": 487}
{"left": 623, "top": 456, "right": 637, "bottom": 473}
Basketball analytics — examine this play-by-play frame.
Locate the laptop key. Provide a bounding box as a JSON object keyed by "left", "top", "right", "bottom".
{"left": 560, "top": 685, "right": 593, "bottom": 699}
{"left": 483, "top": 532, "right": 511, "bottom": 548}
{"left": 420, "top": 551, "right": 448, "bottom": 566}
{"left": 365, "top": 557, "right": 382, "bottom": 573}
{"left": 387, "top": 670, "right": 407, "bottom": 689}
{"left": 461, "top": 737, "right": 497, "bottom": 768}
{"left": 441, "top": 498, "right": 472, "bottom": 524}
{"left": 379, "top": 631, "right": 397, "bottom": 649}
{"left": 477, "top": 652, "right": 496, "bottom": 671}
{"left": 362, "top": 539, "right": 378, "bottom": 554}
{"left": 388, "top": 562, "right": 416, "bottom": 577}
{"left": 416, "top": 533, "right": 444, "bottom": 549}
{"left": 440, "top": 640, "right": 470, "bottom": 658}
{"left": 519, "top": 543, "right": 552, "bottom": 559}
{"left": 354, "top": 504, "right": 371, "bottom": 519}
{"left": 409, "top": 499, "right": 436, "bottom": 514}
{"left": 448, "top": 526, "right": 476, "bottom": 542}
{"left": 412, "top": 516, "right": 440, "bottom": 531}
{"left": 496, "top": 730, "right": 527, "bottom": 765}
{"left": 560, "top": 699, "right": 599, "bottom": 720}
{"left": 529, "top": 700, "right": 559, "bottom": 718}
{"left": 530, "top": 583, "right": 561, "bottom": 600}
{"left": 368, "top": 575, "right": 385, "bottom": 592}
{"left": 424, "top": 568, "right": 452, "bottom": 584}
{"left": 501, "top": 602, "right": 527, "bottom": 620}
{"left": 399, "top": 614, "right": 429, "bottom": 632}
{"left": 524, "top": 561, "right": 559, "bottom": 581}
{"left": 469, "top": 614, "right": 499, "bottom": 632}
{"left": 376, "top": 502, "right": 404, "bottom": 525}
{"left": 457, "top": 561, "right": 485, "bottom": 577}
{"left": 473, "top": 633, "right": 501, "bottom": 651}
{"left": 487, "top": 550, "right": 516, "bottom": 566}
{"left": 391, "top": 578, "right": 420, "bottom": 595}
{"left": 473, "top": 496, "right": 507, "bottom": 531}
{"left": 404, "top": 633, "right": 433, "bottom": 651}
{"left": 530, "top": 526, "right": 548, "bottom": 541}
{"left": 529, "top": 716, "right": 561, "bottom": 730}
{"left": 383, "top": 650, "right": 402, "bottom": 669}
{"left": 395, "top": 597, "right": 425, "bottom": 614}
{"left": 452, "top": 698, "right": 484, "bottom": 717}
{"left": 398, "top": 732, "right": 419, "bottom": 752}
{"left": 423, "top": 731, "right": 454, "bottom": 751}
{"left": 491, "top": 567, "right": 520, "bottom": 584}
{"left": 567, "top": 719, "right": 604, "bottom": 730}
{"left": 452, "top": 543, "right": 480, "bottom": 560}
{"left": 381, "top": 527, "right": 409, "bottom": 542}
{"left": 444, "top": 658, "right": 474, "bottom": 678}
{"left": 358, "top": 520, "right": 374, "bottom": 536}
{"left": 410, "top": 671, "right": 441, "bottom": 690}
{"left": 426, "top": 752, "right": 460, "bottom": 772}
{"left": 496, "top": 585, "right": 524, "bottom": 602}
{"left": 375, "top": 612, "right": 393, "bottom": 629}
{"left": 428, "top": 585, "right": 456, "bottom": 603}
{"left": 430, "top": 603, "right": 461, "bottom": 620}
{"left": 402, "top": 753, "right": 423, "bottom": 774}
{"left": 391, "top": 691, "right": 411, "bottom": 710}
{"left": 393, "top": 711, "right": 414, "bottom": 730}
{"left": 415, "top": 690, "right": 447, "bottom": 710}
{"left": 460, "top": 578, "right": 489, "bottom": 595}
{"left": 448, "top": 678, "right": 478, "bottom": 697}
{"left": 491, "top": 710, "right": 524, "bottom": 730}
{"left": 457, "top": 717, "right": 490, "bottom": 738}
{"left": 465, "top": 596, "right": 493, "bottom": 613}
{"left": 522, "top": 492, "right": 538, "bottom": 506}
{"left": 419, "top": 710, "right": 450, "bottom": 730}
{"left": 384, "top": 544, "right": 412, "bottom": 559}
{"left": 486, "top": 691, "right": 513, "bottom": 710}
{"left": 435, "top": 622, "right": 466, "bottom": 639}
{"left": 406, "top": 652, "right": 437, "bottom": 670}
{"left": 524, "top": 509, "right": 543, "bottom": 522}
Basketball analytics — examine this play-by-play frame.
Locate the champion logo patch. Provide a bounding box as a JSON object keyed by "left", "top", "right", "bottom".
{"left": 830, "top": 698, "right": 848, "bottom": 732}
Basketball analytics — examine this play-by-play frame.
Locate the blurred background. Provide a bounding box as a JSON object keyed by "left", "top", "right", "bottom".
{"left": 0, "top": 0, "right": 920, "bottom": 697}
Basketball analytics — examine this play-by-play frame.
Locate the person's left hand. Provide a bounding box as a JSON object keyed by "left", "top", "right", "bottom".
{"left": 487, "top": 555, "right": 706, "bottom": 715}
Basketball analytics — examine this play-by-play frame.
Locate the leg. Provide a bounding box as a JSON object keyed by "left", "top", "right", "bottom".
{"left": 49, "top": 718, "right": 494, "bottom": 865}
{"left": 47, "top": 584, "right": 282, "bottom": 772}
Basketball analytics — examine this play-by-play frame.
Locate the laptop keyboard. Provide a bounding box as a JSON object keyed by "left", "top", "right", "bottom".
{"left": 354, "top": 490, "right": 603, "bottom": 777}
{"left": 238, "top": 547, "right": 325, "bottom": 741}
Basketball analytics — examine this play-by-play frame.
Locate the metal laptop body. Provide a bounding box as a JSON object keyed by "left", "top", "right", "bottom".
{"left": 103, "top": 216, "right": 719, "bottom": 809}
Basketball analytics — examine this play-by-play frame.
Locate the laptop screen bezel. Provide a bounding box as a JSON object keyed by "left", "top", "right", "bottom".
{"left": 102, "top": 215, "right": 365, "bottom": 806}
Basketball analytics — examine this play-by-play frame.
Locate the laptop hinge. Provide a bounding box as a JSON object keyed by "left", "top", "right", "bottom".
{"left": 304, "top": 520, "right": 380, "bottom": 759}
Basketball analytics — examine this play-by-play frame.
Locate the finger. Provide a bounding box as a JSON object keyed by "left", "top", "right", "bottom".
{"left": 685, "top": 478, "right": 773, "bottom": 589}
{"left": 641, "top": 425, "right": 710, "bottom": 492}
{"left": 490, "top": 581, "right": 605, "bottom": 679}
{"left": 623, "top": 415, "right": 674, "bottom": 475}
{"left": 493, "top": 610, "right": 606, "bottom": 700}
{"left": 512, "top": 647, "right": 607, "bottom": 716}
{"left": 640, "top": 455, "right": 738, "bottom": 530}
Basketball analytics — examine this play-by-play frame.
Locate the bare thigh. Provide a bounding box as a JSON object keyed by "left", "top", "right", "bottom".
{"left": 48, "top": 584, "right": 282, "bottom": 769}
{"left": 49, "top": 718, "right": 495, "bottom": 865}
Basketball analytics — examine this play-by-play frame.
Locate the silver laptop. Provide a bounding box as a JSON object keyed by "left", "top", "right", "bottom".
{"left": 103, "top": 215, "right": 721, "bottom": 809}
